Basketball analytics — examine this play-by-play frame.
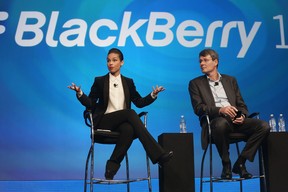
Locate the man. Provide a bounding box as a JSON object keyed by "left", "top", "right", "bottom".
{"left": 188, "top": 48, "right": 270, "bottom": 179}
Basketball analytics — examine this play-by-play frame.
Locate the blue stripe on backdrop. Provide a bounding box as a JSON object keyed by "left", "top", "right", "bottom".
{"left": 0, "top": 178, "right": 261, "bottom": 192}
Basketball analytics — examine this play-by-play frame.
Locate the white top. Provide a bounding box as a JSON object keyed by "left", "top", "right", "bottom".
{"left": 207, "top": 74, "right": 231, "bottom": 107}
{"left": 105, "top": 73, "right": 126, "bottom": 114}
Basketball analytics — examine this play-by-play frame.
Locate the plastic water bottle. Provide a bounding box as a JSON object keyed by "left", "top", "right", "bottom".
{"left": 269, "top": 114, "right": 277, "bottom": 132}
{"left": 278, "top": 113, "right": 286, "bottom": 132}
{"left": 180, "top": 115, "right": 187, "bottom": 133}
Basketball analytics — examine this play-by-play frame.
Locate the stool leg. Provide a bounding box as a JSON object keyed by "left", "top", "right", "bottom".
{"left": 200, "top": 147, "right": 208, "bottom": 192}
{"left": 146, "top": 153, "right": 152, "bottom": 192}
{"left": 143, "top": 112, "right": 152, "bottom": 192}
{"left": 84, "top": 145, "right": 94, "bottom": 192}
{"left": 84, "top": 146, "right": 92, "bottom": 192}
{"left": 125, "top": 154, "right": 130, "bottom": 192}
{"left": 259, "top": 146, "right": 267, "bottom": 192}
{"left": 88, "top": 112, "right": 95, "bottom": 192}
{"left": 90, "top": 145, "right": 94, "bottom": 192}
{"left": 235, "top": 143, "right": 243, "bottom": 192}
{"left": 209, "top": 142, "right": 213, "bottom": 192}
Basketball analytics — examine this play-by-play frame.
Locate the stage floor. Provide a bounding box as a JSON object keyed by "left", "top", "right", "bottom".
{"left": 0, "top": 178, "right": 261, "bottom": 192}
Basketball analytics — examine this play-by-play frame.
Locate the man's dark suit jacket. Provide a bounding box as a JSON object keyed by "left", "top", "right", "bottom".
{"left": 188, "top": 74, "right": 249, "bottom": 149}
{"left": 78, "top": 73, "right": 156, "bottom": 127}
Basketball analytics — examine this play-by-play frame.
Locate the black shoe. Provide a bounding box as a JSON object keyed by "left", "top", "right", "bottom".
{"left": 221, "top": 163, "right": 232, "bottom": 180}
{"left": 105, "top": 160, "right": 120, "bottom": 180}
{"left": 158, "top": 151, "right": 173, "bottom": 166}
{"left": 232, "top": 163, "right": 252, "bottom": 179}
{"left": 105, "top": 170, "right": 115, "bottom": 180}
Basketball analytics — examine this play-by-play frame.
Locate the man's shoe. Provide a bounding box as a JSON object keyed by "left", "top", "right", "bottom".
{"left": 221, "top": 163, "right": 232, "bottom": 180}
{"left": 232, "top": 163, "right": 253, "bottom": 179}
{"left": 158, "top": 151, "right": 173, "bottom": 166}
{"left": 105, "top": 160, "right": 120, "bottom": 180}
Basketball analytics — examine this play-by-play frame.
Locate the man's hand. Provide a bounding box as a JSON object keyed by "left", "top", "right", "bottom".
{"left": 219, "top": 106, "right": 244, "bottom": 124}
{"left": 219, "top": 106, "right": 237, "bottom": 117}
{"left": 233, "top": 115, "right": 245, "bottom": 124}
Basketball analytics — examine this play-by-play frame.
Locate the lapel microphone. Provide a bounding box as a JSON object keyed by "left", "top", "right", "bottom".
{"left": 214, "top": 82, "right": 219, "bottom": 86}
{"left": 113, "top": 83, "right": 118, "bottom": 88}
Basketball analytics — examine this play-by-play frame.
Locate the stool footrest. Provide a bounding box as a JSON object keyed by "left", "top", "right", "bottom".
{"left": 203, "top": 175, "right": 265, "bottom": 183}
{"left": 86, "top": 177, "right": 150, "bottom": 184}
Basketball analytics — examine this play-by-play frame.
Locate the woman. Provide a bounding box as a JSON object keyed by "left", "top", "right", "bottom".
{"left": 68, "top": 48, "right": 173, "bottom": 180}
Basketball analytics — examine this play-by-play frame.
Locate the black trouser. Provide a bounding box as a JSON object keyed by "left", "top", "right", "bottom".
{"left": 97, "top": 109, "right": 165, "bottom": 164}
{"left": 210, "top": 117, "right": 270, "bottom": 165}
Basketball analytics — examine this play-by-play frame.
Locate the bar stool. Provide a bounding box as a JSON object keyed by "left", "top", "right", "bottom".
{"left": 199, "top": 112, "right": 267, "bottom": 192}
{"left": 83, "top": 110, "right": 152, "bottom": 192}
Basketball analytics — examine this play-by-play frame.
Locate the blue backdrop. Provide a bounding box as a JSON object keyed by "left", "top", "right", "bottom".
{"left": 1, "top": 0, "right": 288, "bottom": 180}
